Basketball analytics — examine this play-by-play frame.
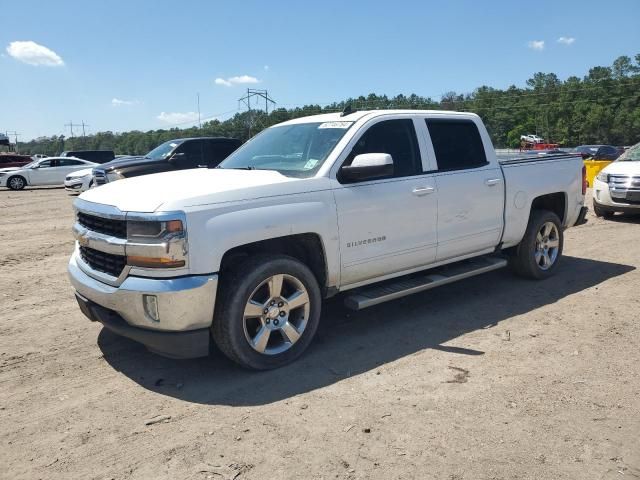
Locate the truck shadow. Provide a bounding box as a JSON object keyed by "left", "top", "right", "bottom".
{"left": 98, "top": 255, "right": 633, "bottom": 406}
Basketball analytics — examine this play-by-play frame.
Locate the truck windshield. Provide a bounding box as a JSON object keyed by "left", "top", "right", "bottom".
{"left": 219, "top": 122, "right": 353, "bottom": 177}
{"left": 617, "top": 143, "right": 640, "bottom": 162}
{"left": 145, "top": 140, "right": 184, "bottom": 160}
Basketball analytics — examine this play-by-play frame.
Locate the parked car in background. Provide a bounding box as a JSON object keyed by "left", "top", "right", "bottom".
{"left": 64, "top": 167, "right": 95, "bottom": 194}
{"left": 572, "top": 145, "right": 621, "bottom": 160}
{"left": 61, "top": 150, "right": 115, "bottom": 164}
{"left": 520, "top": 134, "right": 544, "bottom": 144}
{"left": 0, "top": 153, "right": 33, "bottom": 168}
{"left": 0, "top": 157, "right": 97, "bottom": 190}
{"left": 592, "top": 142, "right": 640, "bottom": 217}
{"left": 92, "top": 137, "right": 241, "bottom": 186}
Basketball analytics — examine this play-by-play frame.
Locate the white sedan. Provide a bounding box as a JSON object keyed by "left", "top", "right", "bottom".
{"left": 0, "top": 157, "right": 98, "bottom": 190}
{"left": 64, "top": 167, "right": 95, "bottom": 194}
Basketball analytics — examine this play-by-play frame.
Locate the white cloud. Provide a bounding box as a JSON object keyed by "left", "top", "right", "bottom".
{"left": 111, "top": 98, "right": 138, "bottom": 107}
{"left": 527, "top": 40, "right": 545, "bottom": 51}
{"left": 6, "top": 40, "right": 64, "bottom": 66}
{"left": 557, "top": 36, "right": 575, "bottom": 46}
{"left": 214, "top": 74, "right": 260, "bottom": 87}
{"left": 156, "top": 111, "right": 199, "bottom": 124}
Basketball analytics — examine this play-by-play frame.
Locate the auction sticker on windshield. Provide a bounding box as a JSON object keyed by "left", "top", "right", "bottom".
{"left": 318, "top": 122, "right": 352, "bottom": 129}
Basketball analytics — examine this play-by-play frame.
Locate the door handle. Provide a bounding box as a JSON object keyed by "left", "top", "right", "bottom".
{"left": 485, "top": 178, "right": 502, "bottom": 186}
{"left": 412, "top": 186, "right": 435, "bottom": 196}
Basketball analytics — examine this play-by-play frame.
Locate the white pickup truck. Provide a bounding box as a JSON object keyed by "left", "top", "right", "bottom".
{"left": 68, "top": 110, "right": 588, "bottom": 369}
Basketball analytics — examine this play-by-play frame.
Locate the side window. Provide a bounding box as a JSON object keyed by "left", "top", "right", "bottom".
{"left": 39, "top": 160, "right": 53, "bottom": 168}
{"left": 426, "top": 119, "right": 488, "bottom": 171}
{"left": 175, "top": 141, "right": 204, "bottom": 167}
{"left": 204, "top": 141, "right": 228, "bottom": 166}
{"left": 59, "top": 159, "right": 84, "bottom": 166}
{"left": 344, "top": 119, "right": 421, "bottom": 178}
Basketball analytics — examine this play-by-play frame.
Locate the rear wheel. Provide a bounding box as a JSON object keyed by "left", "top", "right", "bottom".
{"left": 509, "top": 210, "right": 563, "bottom": 279}
{"left": 212, "top": 255, "right": 321, "bottom": 370}
{"left": 7, "top": 176, "right": 26, "bottom": 190}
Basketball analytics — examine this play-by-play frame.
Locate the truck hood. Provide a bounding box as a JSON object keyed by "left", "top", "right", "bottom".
{"left": 96, "top": 156, "right": 148, "bottom": 171}
{"left": 78, "top": 168, "right": 327, "bottom": 212}
{"left": 602, "top": 160, "right": 640, "bottom": 176}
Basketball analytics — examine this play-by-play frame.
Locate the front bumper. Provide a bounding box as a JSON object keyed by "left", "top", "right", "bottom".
{"left": 68, "top": 252, "right": 218, "bottom": 358}
{"left": 593, "top": 178, "right": 640, "bottom": 211}
{"left": 64, "top": 180, "right": 83, "bottom": 191}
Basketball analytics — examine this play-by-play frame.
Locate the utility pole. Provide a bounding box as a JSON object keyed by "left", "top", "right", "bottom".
{"left": 5, "top": 131, "right": 20, "bottom": 152}
{"left": 197, "top": 93, "right": 202, "bottom": 129}
{"left": 238, "top": 89, "right": 276, "bottom": 138}
{"left": 65, "top": 121, "right": 88, "bottom": 138}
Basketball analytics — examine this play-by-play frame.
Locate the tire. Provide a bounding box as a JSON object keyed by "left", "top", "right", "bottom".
{"left": 212, "top": 254, "right": 322, "bottom": 370}
{"left": 7, "top": 175, "right": 26, "bottom": 191}
{"left": 509, "top": 210, "right": 563, "bottom": 280}
{"left": 593, "top": 201, "right": 613, "bottom": 218}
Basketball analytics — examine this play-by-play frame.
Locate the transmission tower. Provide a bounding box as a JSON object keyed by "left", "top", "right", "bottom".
{"left": 65, "top": 121, "right": 89, "bottom": 138}
{"left": 238, "top": 89, "right": 276, "bottom": 137}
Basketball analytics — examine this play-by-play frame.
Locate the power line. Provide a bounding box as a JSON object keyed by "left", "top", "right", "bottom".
{"left": 238, "top": 89, "right": 276, "bottom": 137}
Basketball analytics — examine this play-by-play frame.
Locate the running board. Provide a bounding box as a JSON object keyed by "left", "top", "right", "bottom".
{"left": 343, "top": 256, "right": 508, "bottom": 311}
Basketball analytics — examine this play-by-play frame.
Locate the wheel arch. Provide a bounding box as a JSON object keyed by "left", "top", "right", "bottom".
{"left": 7, "top": 174, "right": 27, "bottom": 189}
{"left": 219, "top": 233, "right": 330, "bottom": 295}
{"left": 530, "top": 192, "right": 567, "bottom": 225}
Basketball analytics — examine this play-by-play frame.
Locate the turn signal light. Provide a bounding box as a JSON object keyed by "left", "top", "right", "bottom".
{"left": 127, "top": 256, "right": 186, "bottom": 268}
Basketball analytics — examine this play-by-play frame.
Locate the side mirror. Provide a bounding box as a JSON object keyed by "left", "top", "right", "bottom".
{"left": 340, "top": 153, "right": 394, "bottom": 182}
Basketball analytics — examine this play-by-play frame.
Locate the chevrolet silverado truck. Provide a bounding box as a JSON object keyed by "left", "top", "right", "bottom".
{"left": 68, "top": 110, "right": 588, "bottom": 370}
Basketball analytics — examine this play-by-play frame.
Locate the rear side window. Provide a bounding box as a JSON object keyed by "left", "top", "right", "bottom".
{"left": 59, "top": 159, "right": 84, "bottom": 166}
{"left": 345, "top": 119, "right": 422, "bottom": 178}
{"left": 205, "top": 140, "right": 238, "bottom": 166}
{"left": 426, "top": 119, "right": 487, "bottom": 171}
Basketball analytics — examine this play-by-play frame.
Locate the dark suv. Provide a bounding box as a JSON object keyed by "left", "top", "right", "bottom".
{"left": 93, "top": 137, "right": 241, "bottom": 186}
{"left": 61, "top": 150, "right": 115, "bottom": 164}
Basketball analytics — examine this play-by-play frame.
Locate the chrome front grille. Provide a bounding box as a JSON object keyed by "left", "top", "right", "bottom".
{"left": 79, "top": 246, "right": 126, "bottom": 277}
{"left": 77, "top": 212, "right": 127, "bottom": 238}
{"left": 609, "top": 175, "right": 640, "bottom": 204}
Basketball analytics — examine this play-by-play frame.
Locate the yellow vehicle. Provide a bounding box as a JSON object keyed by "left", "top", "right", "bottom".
{"left": 573, "top": 145, "right": 621, "bottom": 186}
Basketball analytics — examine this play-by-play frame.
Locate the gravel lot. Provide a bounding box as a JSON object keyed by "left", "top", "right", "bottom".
{"left": 1, "top": 187, "right": 639, "bottom": 480}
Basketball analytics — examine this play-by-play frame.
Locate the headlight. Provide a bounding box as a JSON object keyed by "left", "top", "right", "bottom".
{"left": 596, "top": 171, "right": 609, "bottom": 183}
{"left": 126, "top": 218, "right": 187, "bottom": 268}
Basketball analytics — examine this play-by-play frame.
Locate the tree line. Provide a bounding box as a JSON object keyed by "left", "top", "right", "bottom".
{"left": 13, "top": 53, "right": 640, "bottom": 156}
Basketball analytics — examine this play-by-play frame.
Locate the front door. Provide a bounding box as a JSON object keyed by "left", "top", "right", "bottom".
{"left": 28, "top": 159, "right": 60, "bottom": 185}
{"left": 333, "top": 118, "right": 438, "bottom": 286}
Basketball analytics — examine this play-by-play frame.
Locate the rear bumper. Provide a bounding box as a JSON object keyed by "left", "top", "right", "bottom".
{"left": 75, "top": 293, "right": 210, "bottom": 358}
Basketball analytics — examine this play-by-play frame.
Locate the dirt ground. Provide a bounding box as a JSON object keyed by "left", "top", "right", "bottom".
{"left": 1, "top": 187, "right": 639, "bottom": 480}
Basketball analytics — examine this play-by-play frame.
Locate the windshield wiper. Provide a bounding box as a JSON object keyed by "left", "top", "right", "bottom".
{"left": 223, "top": 166, "right": 256, "bottom": 170}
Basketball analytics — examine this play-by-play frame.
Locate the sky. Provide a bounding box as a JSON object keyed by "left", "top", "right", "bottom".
{"left": 1, "top": 0, "right": 639, "bottom": 141}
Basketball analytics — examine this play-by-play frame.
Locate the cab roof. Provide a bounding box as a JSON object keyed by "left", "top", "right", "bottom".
{"left": 277, "top": 109, "right": 478, "bottom": 126}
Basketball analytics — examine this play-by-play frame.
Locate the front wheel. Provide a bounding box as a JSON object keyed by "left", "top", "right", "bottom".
{"left": 212, "top": 255, "right": 322, "bottom": 370}
{"left": 7, "top": 176, "right": 26, "bottom": 190}
{"left": 509, "top": 210, "right": 563, "bottom": 280}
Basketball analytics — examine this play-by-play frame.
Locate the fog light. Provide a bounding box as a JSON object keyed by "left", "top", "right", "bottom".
{"left": 595, "top": 189, "right": 601, "bottom": 201}
{"left": 143, "top": 294, "right": 160, "bottom": 322}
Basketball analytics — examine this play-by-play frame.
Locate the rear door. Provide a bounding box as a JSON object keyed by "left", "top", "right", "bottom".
{"left": 425, "top": 117, "right": 504, "bottom": 261}
{"left": 59, "top": 159, "right": 90, "bottom": 179}
{"left": 205, "top": 140, "right": 238, "bottom": 167}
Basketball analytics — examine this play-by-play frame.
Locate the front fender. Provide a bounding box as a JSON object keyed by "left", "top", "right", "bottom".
{"left": 185, "top": 193, "right": 340, "bottom": 287}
